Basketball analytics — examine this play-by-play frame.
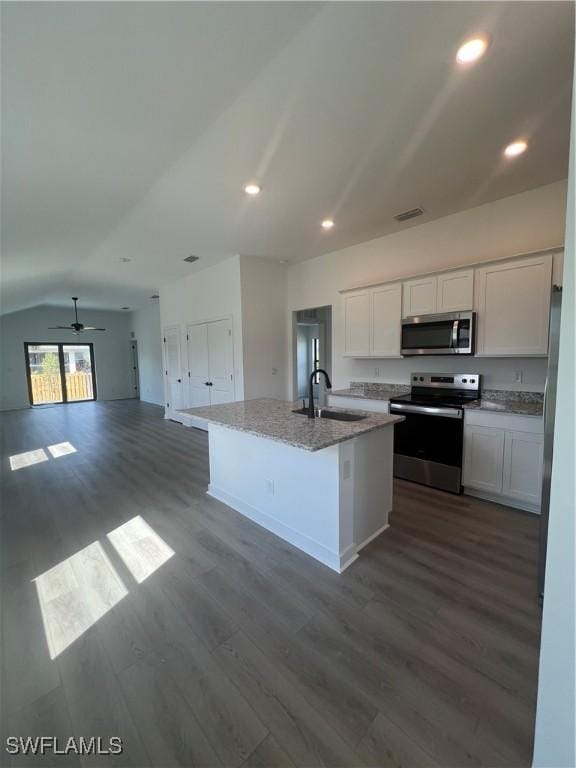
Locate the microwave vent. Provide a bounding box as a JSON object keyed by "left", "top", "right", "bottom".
{"left": 394, "top": 207, "right": 424, "bottom": 222}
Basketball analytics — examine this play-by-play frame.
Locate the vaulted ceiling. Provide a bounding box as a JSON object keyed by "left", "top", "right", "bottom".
{"left": 2, "top": 1, "right": 573, "bottom": 314}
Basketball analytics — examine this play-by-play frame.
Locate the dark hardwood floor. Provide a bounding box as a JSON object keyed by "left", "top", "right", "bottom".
{"left": 1, "top": 400, "right": 541, "bottom": 767}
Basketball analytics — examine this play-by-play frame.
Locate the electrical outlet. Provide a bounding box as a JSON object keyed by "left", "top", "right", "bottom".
{"left": 514, "top": 371, "right": 523, "bottom": 384}
{"left": 265, "top": 479, "right": 275, "bottom": 495}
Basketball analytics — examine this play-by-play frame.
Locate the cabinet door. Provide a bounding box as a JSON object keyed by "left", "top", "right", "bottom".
{"left": 463, "top": 425, "right": 504, "bottom": 494}
{"left": 371, "top": 283, "right": 401, "bottom": 357}
{"left": 207, "top": 319, "right": 235, "bottom": 405}
{"left": 344, "top": 290, "right": 370, "bottom": 356}
{"left": 502, "top": 431, "right": 544, "bottom": 507}
{"left": 187, "top": 323, "right": 211, "bottom": 407}
{"left": 437, "top": 269, "right": 474, "bottom": 313}
{"left": 475, "top": 255, "right": 552, "bottom": 356}
{"left": 402, "top": 276, "right": 437, "bottom": 318}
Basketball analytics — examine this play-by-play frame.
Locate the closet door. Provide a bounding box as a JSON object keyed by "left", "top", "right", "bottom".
{"left": 207, "top": 319, "right": 234, "bottom": 404}
{"left": 187, "top": 323, "right": 210, "bottom": 407}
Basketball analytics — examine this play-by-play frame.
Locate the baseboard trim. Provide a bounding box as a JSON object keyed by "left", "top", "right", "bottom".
{"left": 356, "top": 523, "right": 390, "bottom": 552}
{"left": 463, "top": 488, "right": 540, "bottom": 515}
{"left": 208, "top": 485, "right": 354, "bottom": 573}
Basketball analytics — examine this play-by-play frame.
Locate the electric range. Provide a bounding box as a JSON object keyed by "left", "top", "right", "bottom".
{"left": 389, "top": 373, "right": 481, "bottom": 494}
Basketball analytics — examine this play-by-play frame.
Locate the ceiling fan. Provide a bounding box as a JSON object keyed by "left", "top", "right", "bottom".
{"left": 48, "top": 297, "right": 106, "bottom": 334}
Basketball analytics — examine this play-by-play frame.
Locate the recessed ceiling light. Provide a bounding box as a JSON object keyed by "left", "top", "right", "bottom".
{"left": 456, "top": 36, "right": 489, "bottom": 64}
{"left": 244, "top": 184, "right": 261, "bottom": 196}
{"left": 321, "top": 219, "right": 334, "bottom": 230}
{"left": 504, "top": 140, "right": 528, "bottom": 158}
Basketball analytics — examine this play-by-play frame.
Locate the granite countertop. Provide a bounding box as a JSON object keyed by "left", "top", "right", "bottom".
{"left": 463, "top": 389, "right": 544, "bottom": 417}
{"left": 330, "top": 382, "right": 410, "bottom": 401}
{"left": 463, "top": 399, "right": 543, "bottom": 417}
{"left": 177, "top": 398, "right": 403, "bottom": 452}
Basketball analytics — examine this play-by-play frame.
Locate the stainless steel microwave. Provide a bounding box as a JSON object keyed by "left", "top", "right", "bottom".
{"left": 401, "top": 311, "right": 475, "bottom": 356}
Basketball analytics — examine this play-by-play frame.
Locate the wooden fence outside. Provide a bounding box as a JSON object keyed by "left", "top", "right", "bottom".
{"left": 31, "top": 372, "right": 94, "bottom": 403}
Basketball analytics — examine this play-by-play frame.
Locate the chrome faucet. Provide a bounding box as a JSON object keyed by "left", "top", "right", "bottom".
{"left": 308, "top": 369, "right": 332, "bottom": 418}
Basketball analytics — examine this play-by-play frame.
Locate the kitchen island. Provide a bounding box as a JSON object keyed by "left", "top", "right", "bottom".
{"left": 177, "top": 399, "right": 403, "bottom": 572}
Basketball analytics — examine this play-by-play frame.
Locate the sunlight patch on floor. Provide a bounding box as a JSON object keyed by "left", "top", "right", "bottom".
{"left": 107, "top": 515, "right": 174, "bottom": 583}
{"left": 9, "top": 448, "right": 49, "bottom": 471}
{"left": 34, "top": 541, "right": 128, "bottom": 659}
{"left": 47, "top": 441, "right": 77, "bottom": 458}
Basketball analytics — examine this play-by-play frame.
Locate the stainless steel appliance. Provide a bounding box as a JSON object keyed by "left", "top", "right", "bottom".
{"left": 538, "top": 285, "right": 563, "bottom": 600}
{"left": 390, "top": 372, "right": 481, "bottom": 493}
{"left": 401, "top": 311, "right": 475, "bottom": 356}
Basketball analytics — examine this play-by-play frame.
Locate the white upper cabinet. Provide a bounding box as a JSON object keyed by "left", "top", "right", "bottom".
{"left": 343, "top": 283, "right": 401, "bottom": 357}
{"left": 436, "top": 269, "right": 474, "bottom": 313}
{"left": 402, "top": 276, "right": 437, "bottom": 318}
{"left": 344, "top": 290, "right": 371, "bottom": 356}
{"left": 475, "top": 254, "right": 552, "bottom": 356}
{"left": 371, "top": 283, "right": 402, "bottom": 357}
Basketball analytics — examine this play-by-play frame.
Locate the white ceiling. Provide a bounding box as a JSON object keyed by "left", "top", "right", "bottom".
{"left": 1, "top": 1, "right": 573, "bottom": 314}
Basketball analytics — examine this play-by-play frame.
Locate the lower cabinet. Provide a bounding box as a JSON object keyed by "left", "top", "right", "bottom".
{"left": 463, "top": 413, "right": 543, "bottom": 512}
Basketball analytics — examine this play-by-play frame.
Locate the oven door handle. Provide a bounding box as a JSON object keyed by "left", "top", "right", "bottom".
{"left": 390, "top": 403, "right": 463, "bottom": 419}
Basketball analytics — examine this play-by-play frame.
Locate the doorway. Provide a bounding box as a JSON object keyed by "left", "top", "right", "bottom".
{"left": 25, "top": 342, "right": 97, "bottom": 405}
{"left": 292, "top": 306, "right": 332, "bottom": 403}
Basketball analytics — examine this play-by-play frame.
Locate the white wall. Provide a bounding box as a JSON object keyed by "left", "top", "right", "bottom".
{"left": 286, "top": 180, "right": 567, "bottom": 394}
{"left": 240, "top": 256, "right": 287, "bottom": 400}
{"left": 160, "top": 255, "right": 245, "bottom": 400}
{"left": 0, "top": 305, "right": 134, "bottom": 411}
{"left": 130, "top": 302, "right": 163, "bottom": 406}
{"left": 533, "top": 72, "right": 575, "bottom": 768}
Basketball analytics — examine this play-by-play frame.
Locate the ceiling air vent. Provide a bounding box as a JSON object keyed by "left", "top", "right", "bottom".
{"left": 394, "top": 207, "right": 424, "bottom": 222}
{"left": 183, "top": 255, "right": 199, "bottom": 263}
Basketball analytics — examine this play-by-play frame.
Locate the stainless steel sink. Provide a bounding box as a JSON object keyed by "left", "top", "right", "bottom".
{"left": 292, "top": 407, "right": 367, "bottom": 422}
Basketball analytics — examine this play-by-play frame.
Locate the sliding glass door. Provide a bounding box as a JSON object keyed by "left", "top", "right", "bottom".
{"left": 25, "top": 343, "right": 96, "bottom": 405}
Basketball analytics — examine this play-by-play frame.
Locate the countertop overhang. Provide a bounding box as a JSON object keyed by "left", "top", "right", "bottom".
{"left": 177, "top": 398, "right": 404, "bottom": 451}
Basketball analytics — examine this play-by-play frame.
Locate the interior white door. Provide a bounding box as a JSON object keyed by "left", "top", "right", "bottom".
{"left": 207, "top": 319, "right": 234, "bottom": 404}
{"left": 163, "top": 326, "right": 184, "bottom": 416}
{"left": 187, "top": 323, "right": 211, "bottom": 407}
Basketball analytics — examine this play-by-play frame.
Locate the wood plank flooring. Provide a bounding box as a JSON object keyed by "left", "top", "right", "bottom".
{"left": 1, "top": 400, "right": 541, "bottom": 767}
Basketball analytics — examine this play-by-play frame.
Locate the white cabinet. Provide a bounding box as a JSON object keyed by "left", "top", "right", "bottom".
{"left": 502, "top": 431, "right": 544, "bottom": 506}
{"left": 437, "top": 269, "right": 474, "bottom": 313}
{"left": 475, "top": 254, "right": 552, "bottom": 356}
{"left": 371, "top": 283, "right": 402, "bottom": 357}
{"left": 402, "top": 276, "right": 437, "bottom": 318}
{"left": 463, "top": 411, "right": 544, "bottom": 512}
{"left": 463, "top": 425, "right": 504, "bottom": 495}
{"left": 344, "top": 290, "right": 371, "bottom": 357}
{"left": 343, "top": 284, "right": 401, "bottom": 357}
{"left": 402, "top": 269, "right": 474, "bottom": 317}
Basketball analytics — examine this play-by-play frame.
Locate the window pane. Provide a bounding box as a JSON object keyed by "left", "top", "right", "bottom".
{"left": 63, "top": 345, "right": 94, "bottom": 401}
{"left": 28, "top": 345, "right": 63, "bottom": 404}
